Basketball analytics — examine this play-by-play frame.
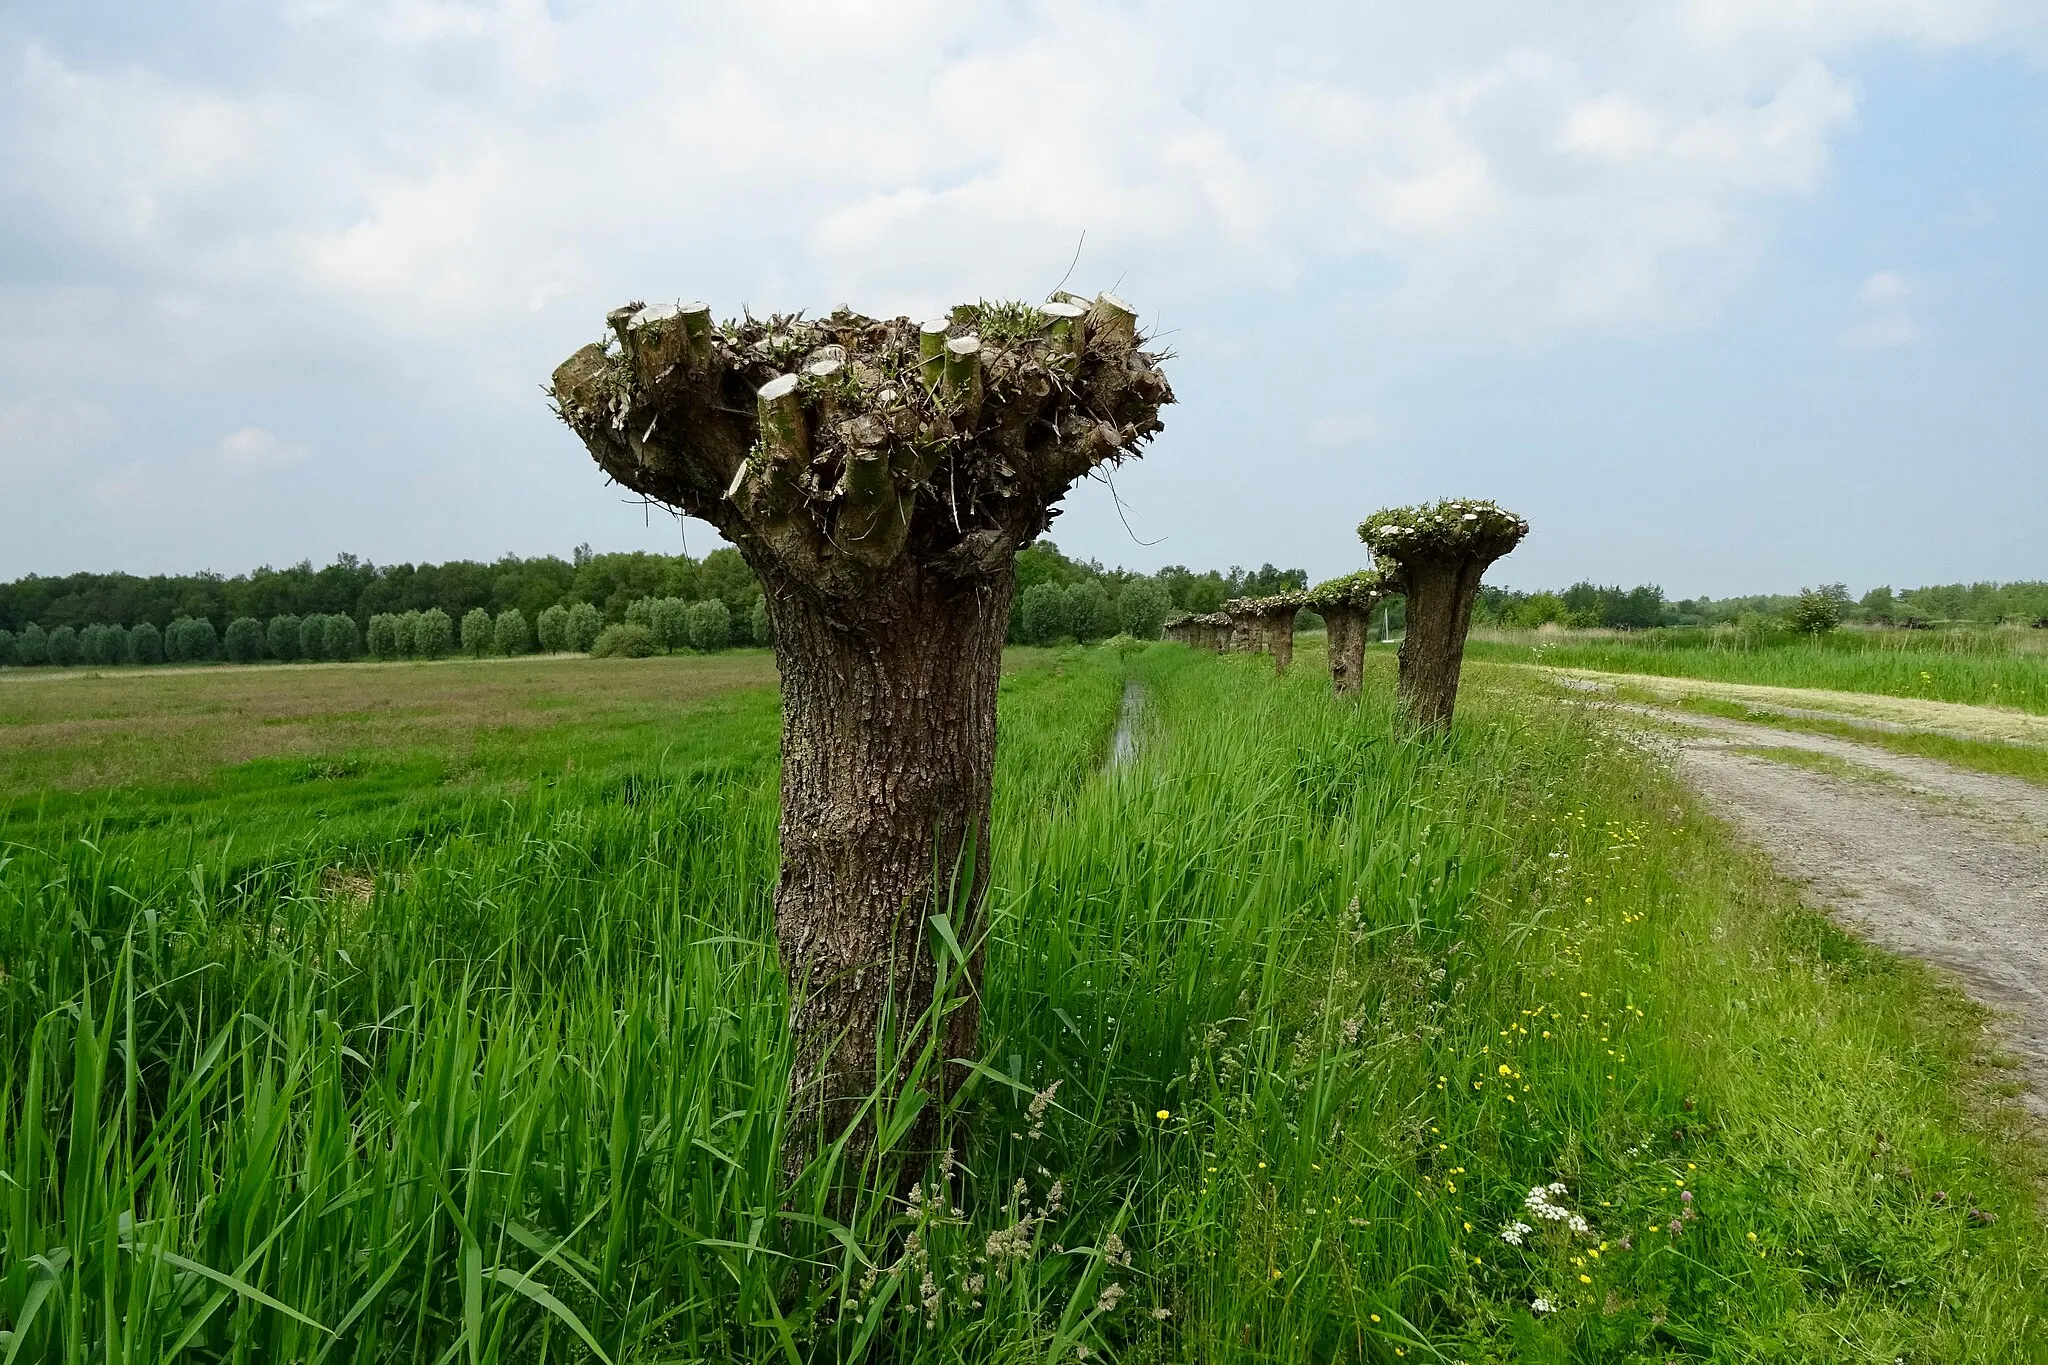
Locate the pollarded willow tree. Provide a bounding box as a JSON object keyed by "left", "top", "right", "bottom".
{"left": 1358, "top": 499, "right": 1528, "bottom": 729}
{"left": 1308, "top": 569, "right": 1391, "bottom": 699}
{"left": 1223, "top": 593, "right": 1308, "bottom": 673}
{"left": 551, "top": 293, "right": 1172, "bottom": 1150}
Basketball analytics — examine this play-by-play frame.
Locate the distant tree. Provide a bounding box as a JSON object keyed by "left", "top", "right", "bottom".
{"left": 299, "top": 614, "right": 330, "bottom": 662}
{"left": 224, "top": 617, "right": 267, "bottom": 663}
{"left": 394, "top": 610, "right": 421, "bottom": 658}
{"left": 748, "top": 596, "right": 773, "bottom": 646}
{"left": 1019, "top": 581, "right": 1071, "bottom": 645}
{"left": 493, "top": 608, "right": 532, "bottom": 656}
{"left": 1065, "top": 581, "right": 1116, "bottom": 642}
{"left": 1789, "top": 584, "right": 1850, "bottom": 636}
{"left": 624, "top": 596, "right": 655, "bottom": 632}
{"left": 169, "top": 617, "right": 220, "bottom": 663}
{"left": 566, "top": 601, "right": 603, "bottom": 652}
{"left": 366, "top": 613, "right": 400, "bottom": 660}
{"left": 685, "top": 598, "right": 731, "bottom": 652}
{"left": 589, "top": 622, "right": 657, "bottom": 658}
{"left": 47, "top": 624, "right": 80, "bottom": 667}
{"left": 415, "top": 608, "right": 455, "bottom": 659}
{"left": 461, "top": 607, "right": 494, "bottom": 658}
{"left": 536, "top": 603, "right": 570, "bottom": 653}
{"left": 128, "top": 621, "right": 163, "bottom": 665}
{"left": 0, "top": 628, "right": 14, "bottom": 666}
{"left": 268, "top": 614, "right": 302, "bottom": 661}
{"left": 650, "top": 597, "right": 692, "bottom": 652}
{"left": 1859, "top": 585, "right": 1896, "bottom": 624}
{"left": 17, "top": 622, "right": 50, "bottom": 666}
{"left": 81, "top": 623, "right": 125, "bottom": 666}
{"left": 1117, "top": 580, "right": 1172, "bottom": 640}
{"left": 323, "top": 614, "right": 361, "bottom": 660}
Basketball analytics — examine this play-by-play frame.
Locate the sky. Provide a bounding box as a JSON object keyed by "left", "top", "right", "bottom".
{"left": 2, "top": 0, "right": 2044, "bottom": 597}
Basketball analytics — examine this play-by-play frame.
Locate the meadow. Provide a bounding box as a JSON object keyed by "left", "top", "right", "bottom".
{"left": 3, "top": 647, "right": 2046, "bottom": 1361}
{"left": 1465, "top": 626, "right": 2048, "bottom": 715}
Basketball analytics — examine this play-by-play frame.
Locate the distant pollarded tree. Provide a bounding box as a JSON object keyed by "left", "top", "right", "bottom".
{"left": 1019, "top": 580, "right": 1072, "bottom": 644}
{"left": 1789, "top": 584, "right": 1850, "bottom": 636}
{"left": 323, "top": 614, "right": 361, "bottom": 661}
{"left": 461, "top": 607, "right": 493, "bottom": 658}
{"left": 129, "top": 621, "right": 163, "bottom": 665}
{"left": 166, "top": 617, "right": 219, "bottom": 663}
{"left": 394, "top": 610, "right": 421, "bottom": 658}
{"left": 47, "top": 625, "right": 80, "bottom": 667}
{"left": 1359, "top": 499, "right": 1528, "bottom": 729}
{"left": 1223, "top": 593, "right": 1309, "bottom": 673}
{"left": 1118, "top": 580, "right": 1172, "bottom": 640}
{"left": 536, "top": 603, "right": 571, "bottom": 653}
{"left": 224, "top": 617, "right": 267, "bottom": 663}
{"left": 268, "top": 614, "right": 302, "bottom": 662}
{"left": 415, "top": 608, "right": 455, "bottom": 659}
{"left": 366, "top": 614, "right": 400, "bottom": 660}
{"left": 565, "top": 601, "right": 602, "bottom": 653}
{"left": 298, "top": 614, "right": 329, "bottom": 662}
{"left": 81, "top": 623, "right": 124, "bottom": 667}
{"left": 494, "top": 608, "right": 532, "bottom": 656}
{"left": 650, "top": 597, "right": 692, "bottom": 652}
{"left": 17, "top": 623, "right": 49, "bottom": 666}
{"left": 1066, "top": 580, "right": 1116, "bottom": 642}
{"left": 1308, "top": 569, "right": 1392, "bottom": 698}
{"left": 684, "top": 598, "right": 730, "bottom": 652}
{"left": 748, "top": 595, "right": 772, "bottom": 646}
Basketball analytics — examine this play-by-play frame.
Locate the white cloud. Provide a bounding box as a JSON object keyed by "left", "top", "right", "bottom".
{"left": 1858, "top": 269, "right": 1911, "bottom": 304}
{"left": 218, "top": 427, "right": 310, "bottom": 468}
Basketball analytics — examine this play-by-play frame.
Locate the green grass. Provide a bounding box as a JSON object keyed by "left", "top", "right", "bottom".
{"left": 1466, "top": 628, "right": 2048, "bottom": 714}
{"left": 3, "top": 647, "right": 2045, "bottom": 1361}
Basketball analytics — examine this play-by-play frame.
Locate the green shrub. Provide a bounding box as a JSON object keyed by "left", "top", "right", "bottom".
{"left": 395, "top": 610, "right": 421, "bottom": 658}
{"left": 1789, "top": 584, "right": 1850, "bottom": 636}
{"left": 323, "top": 615, "right": 361, "bottom": 661}
{"left": 493, "top": 608, "right": 532, "bottom": 656}
{"left": 535, "top": 604, "right": 570, "bottom": 653}
{"left": 749, "top": 596, "right": 773, "bottom": 646}
{"left": 415, "top": 608, "right": 455, "bottom": 660}
{"left": 15, "top": 623, "right": 48, "bottom": 665}
{"left": 684, "top": 598, "right": 730, "bottom": 651}
{"left": 128, "top": 621, "right": 163, "bottom": 665}
{"left": 223, "top": 617, "right": 266, "bottom": 663}
{"left": 566, "top": 601, "right": 603, "bottom": 653}
{"left": 46, "top": 625, "right": 80, "bottom": 667}
{"left": 1019, "top": 580, "right": 1071, "bottom": 644}
{"left": 366, "top": 614, "right": 395, "bottom": 660}
{"left": 589, "top": 622, "right": 657, "bottom": 658}
{"left": 651, "top": 597, "right": 693, "bottom": 652}
{"left": 0, "top": 628, "right": 14, "bottom": 666}
{"left": 267, "top": 614, "right": 301, "bottom": 662}
{"left": 461, "top": 608, "right": 493, "bottom": 658}
{"left": 1118, "top": 579, "right": 1172, "bottom": 640}
{"left": 298, "top": 614, "right": 329, "bottom": 662}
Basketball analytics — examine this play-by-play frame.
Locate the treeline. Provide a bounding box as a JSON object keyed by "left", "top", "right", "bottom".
{"left": 0, "top": 540, "right": 1319, "bottom": 665}
{"left": 1475, "top": 580, "right": 2048, "bottom": 630}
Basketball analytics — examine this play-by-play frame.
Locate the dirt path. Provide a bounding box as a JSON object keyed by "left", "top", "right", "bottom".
{"left": 1595, "top": 699, "right": 2048, "bottom": 1118}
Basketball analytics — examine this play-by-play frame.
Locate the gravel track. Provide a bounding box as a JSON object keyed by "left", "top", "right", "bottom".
{"left": 1597, "top": 699, "right": 2048, "bottom": 1118}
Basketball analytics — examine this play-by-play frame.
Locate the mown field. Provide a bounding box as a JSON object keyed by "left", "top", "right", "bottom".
{"left": 1466, "top": 627, "right": 2048, "bottom": 715}
{"left": 3, "top": 647, "right": 2046, "bottom": 1362}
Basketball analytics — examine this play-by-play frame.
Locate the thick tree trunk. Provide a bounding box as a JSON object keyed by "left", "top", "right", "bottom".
{"left": 1395, "top": 556, "right": 1484, "bottom": 729}
{"left": 1268, "top": 611, "right": 1295, "bottom": 673}
{"left": 1324, "top": 605, "right": 1366, "bottom": 696}
{"left": 765, "top": 564, "right": 1014, "bottom": 1157}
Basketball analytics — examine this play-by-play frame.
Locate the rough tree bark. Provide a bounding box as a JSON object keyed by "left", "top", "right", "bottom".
{"left": 1224, "top": 594, "right": 1305, "bottom": 673}
{"left": 1358, "top": 501, "right": 1528, "bottom": 730}
{"left": 550, "top": 296, "right": 1171, "bottom": 1164}
{"left": 1307, "top": 570, "right": 1388, "bottom": 699}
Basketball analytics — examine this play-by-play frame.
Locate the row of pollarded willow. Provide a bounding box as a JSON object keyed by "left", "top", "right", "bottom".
{"left": 551, "top": 290, "right": 1171, "bottom": 1171}
{"left": 1168, "top": 499, "right": 1530, "bottom": 729}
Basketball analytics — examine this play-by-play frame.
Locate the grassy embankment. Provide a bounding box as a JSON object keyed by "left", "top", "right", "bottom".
{"left": 1466, "top": 627, "right": 2048, "bottom": 715}
{"left": 3, "top": 647, "right": 2045, "bottom": 1361}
